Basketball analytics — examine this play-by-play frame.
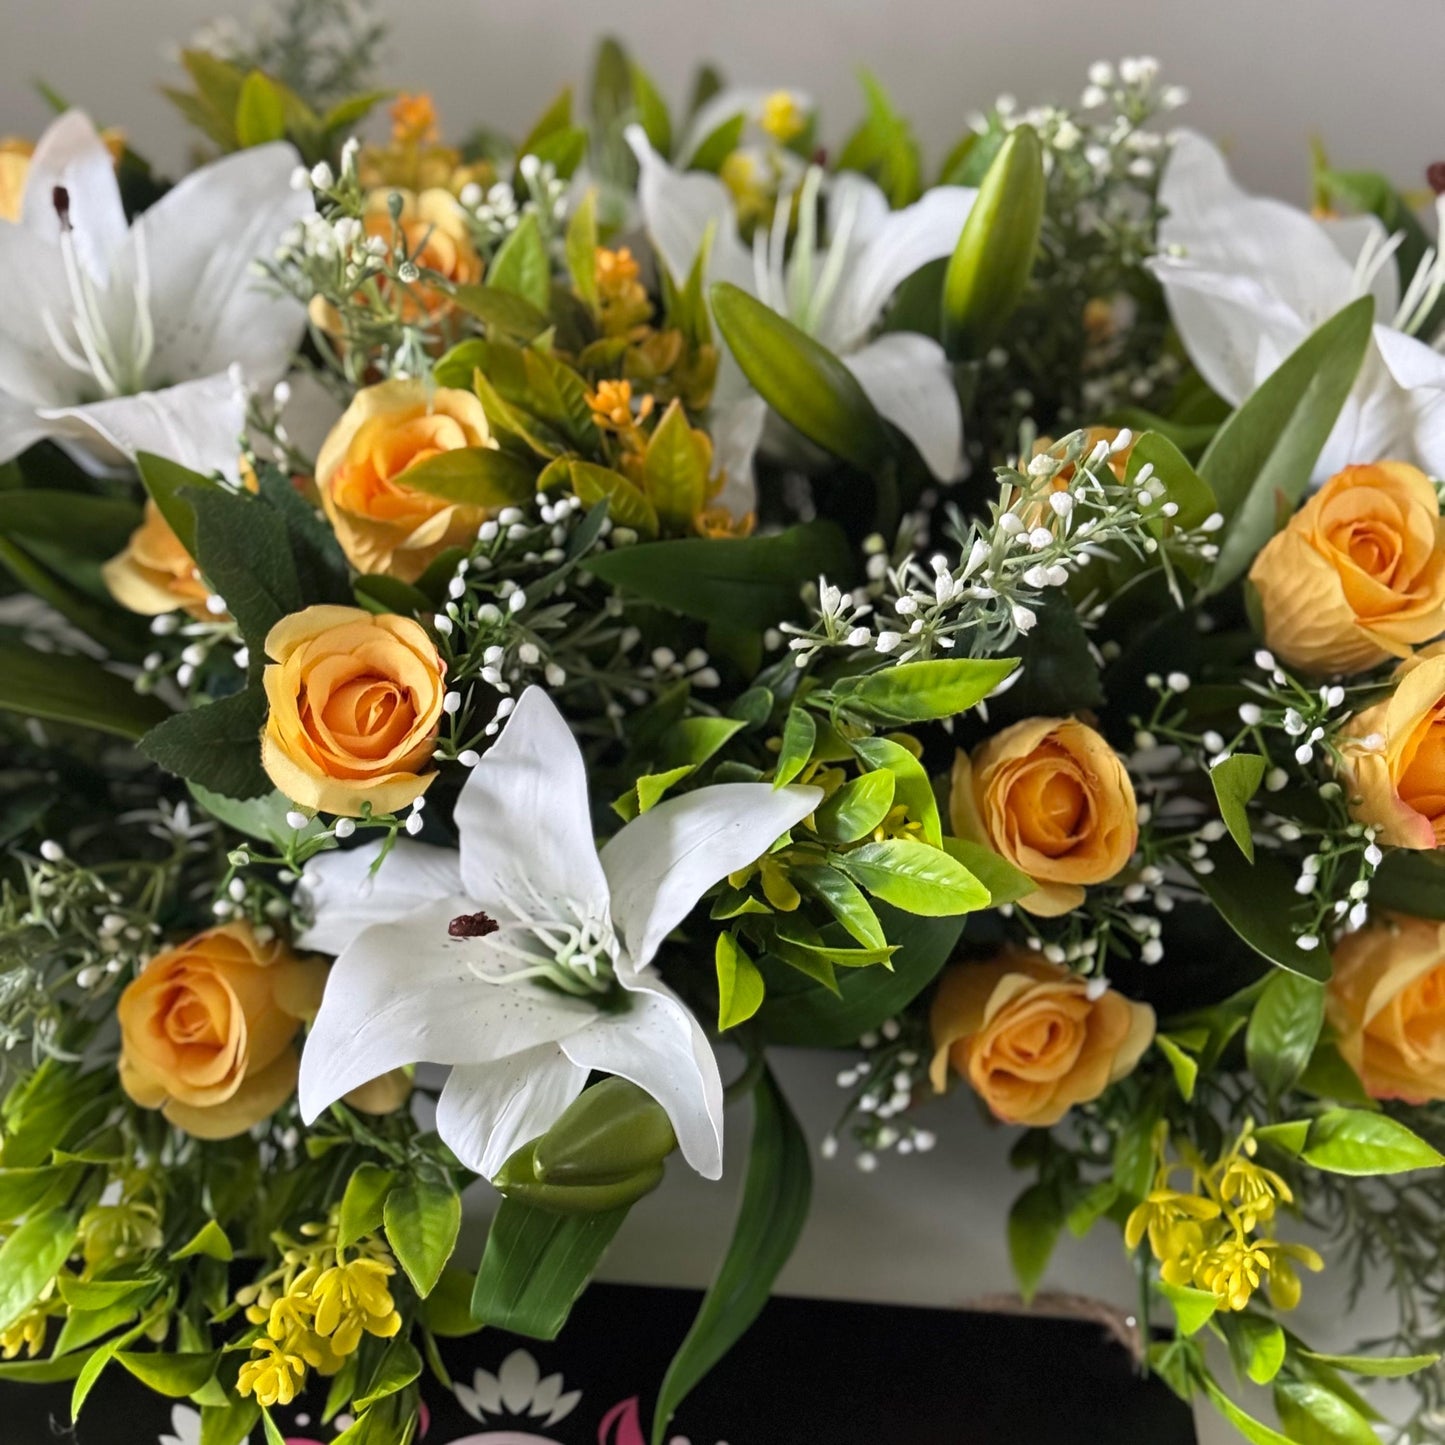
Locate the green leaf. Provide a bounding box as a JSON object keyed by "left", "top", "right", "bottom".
{"left": 261, "top": 1409, "right": 288, "bottom": 1445}
{"left": 838, "top": 658, "right": 1018, "bottom": 724}
{"left": 0, "top": 534, "right": 144, "bottom": 658}
{"left": 171, "top": 1219, "right": 233, "bottom": 1262}
{"left": 0, "top": 1164, "right": 81, "bottom": 1223}
{"left": 836, "top": 838, "right": 989, "bottom": 916}
{"left": 234, "top": 70, "right": 287, "bottom": 146}
{"left": 136, "top": 451, "right": 222, "bottom": 558}
{"left": 942, "top": 124, "right": 1044, "bottom": 357}
{"left": 1200, "top": 297, "right": 1374, "bottom": 593}
{"left": 1275, "top": 1377, "right": 1381, "bottom": 1445}
{"left": 630, "top": 62, "right": 673, "bottom": 156}
{"left": 1209, "top": 754, "right": 1266, "bottom": 862}
{"left": 420, "top": 1267, "right": 481, "bottom": 1337}
{"left": 56, "top": 1278, "right": 158, "bottom": 1312}
{"left": 939, "top": 838, "right": 1034, "bottom": 908}
{"left": 688, "top": 113, "right": 744, "bottom": 173}
{"left": 339, "top": 1164, "right": 396, "bottom": 1250}
{"left": 488, "top": 213, "right": 551, "bottom": 311}
{"left": 562, "top": 461, "right": 657, "bottom": 538}
{"left": 0, "top": 1350, "right": 93, "bottom": 1382}
{"left": 1007, "top": 1182, "right": 1062, "bottom": 1304}
{"left": 710, "top": 282, "right": 891, "bottom": 471}
{"left": 396, "top": 447, "right": 537, "bottom": 509}
{"left": 651, "top": 1068, "right": 810, "bottom": 1444}
{"left": 1299, "top": 1349, "right": 1440, "bottom": 1379}
{"left": 790, "top": 864, "right": 886, "bottom": 949}
{"left": 1302, "top": 1108, "right": 1445, "bottom": 1176}
{"left": 812, "top": 770, "right": 894, "bottom": 844}
{"left": 0, "top": 490, "right": 140, "bottom": 557}
{"left": 189, "top": 782, "right": 324, "bottom": 846}
{"left": 200, "top": 1396, "right": 261, "bottom": 1445}
{"left": 1064, "top": 1180, "right": 1119, "bottom": 1239}
{"left": 756, "top": 908, "right": 963, "bottom": 1046}
{"left": 188, "top": 489, "right": 303, "bottom": 654}
{"left": 1201, "top": 1375, "right": 1296, "bottom": 1445}
{"left": 139, "top": 686, "right": 271, "bottom": 799}
{"left": 565, "top": 188, "right": 599, "bottom": 309}
{"left": 0, "top": 639, "right": 169, "bottom": 740}
{"left": 0, "top": 1209, "right": 74, "bottom": 1333}
{"left": 835, "top": 71, "right": 920, "bottom": 208}
{"left": 1254, "top": 1120, "right": 1311, "bottom": 1156}
{"left": 1246, "top": 971, "right": 1325, "bottom": 1099}
{"left": 471, "top": 1198, "right": 629, "bottom": 1339}
{"left": 353, "top": 1338, "right": 422, "bottom": 1412}
{"left": 583, "top": 521, "right": 851, "bottom": 629}
{"left": 384, "top": 1178, "right": 462, "bottom": 1298}
{"left": 1296, "top": 1042, "right": 1375, "bottom": 1108}
{"left": 1225, "top": 1314, "right": 1286, "bottom": 1385}
{"left": 1366, "top": 848, "right": 1445, "bottom": 919}
{"left": 451, "top": 283, "right": 551, "bottom": 340}
{"left": 1156, "top": 1036, "right": 1199, "bottom": 1102}
{"left": 116, "top": 1350, "right": 220, "bottom": 1397}
{"left": 1156, "top": 1279, "right": 1216, "bottom": 1336}
{"left": 644, "top": 400, "right": 711, "bottom": 531}
{"left": 715, "top": 932, "right": 765, "bottom": 1030}
{"left": 850, "top": 736, "right": 941, "bottom": 847}
{"left": 773, "top": 705, "right": 816, "bottom": 787}
{"left": 1191, "top": 844, "right": 1332, "bottom": 982}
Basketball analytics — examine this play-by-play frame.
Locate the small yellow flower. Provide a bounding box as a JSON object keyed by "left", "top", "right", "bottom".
{"left": 308, "top": 1257, "right": 402, "bottom": 1355}
{"left": 588, "top": 379, "right": 653, "bottom": 433}
{"left": 238, "top": 1337, "right": 307, "bottom": 1409}
{"left": 0, "top": 1302, "right": 51, "bottom": 1359}
{"left": 1196, "top": 1232, "right": 1271, "bottom": 1312}
{"left": 1262, "top": 1240, "right": 1324, "bottom": 1311}
{"left": 1124, "top": 1185, "right": 1221, "bottom": 1258}
{"left": 694, "top": 505, "right": 756, "bottom": 539}
{"left": 1217, "top": 1154, "right": 1292, "bottom": 1233}
{"left": 759, "top": 91, "right": 807, "bottom": 144}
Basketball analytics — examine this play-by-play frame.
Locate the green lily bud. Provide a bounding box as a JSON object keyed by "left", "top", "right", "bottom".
{"left": 942, "top": 124, "right": 1045, "bottom": 359}
{"left": 490, "top": 1079, "right": 677, "bottom": 1215}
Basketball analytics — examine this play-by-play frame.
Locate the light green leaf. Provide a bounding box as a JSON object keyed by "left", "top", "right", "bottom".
{"left": 488, "top": 213, "right": 551, "bottom": 311}
{"left": 715, "top": 932, "right": 765, "bottom": 1031}
{"left": 1156, "top": 1036, "right": 1199, "bottom": 1102}
{"left": 339, "top": 1163, "right": 396, "bottom": 1250}
{"left": 836, "top": 838, "right": 989, "bottom": 916}
{"left": 1209, "top": 754, "right": 1266, "bottom": 862}
{"left": 420, "top": 1266, "right": 481, "bottom": 1337}
{"left": 773, "top": 706, "right": 816, "bottom": 787}
{"left": 1254, "top": 1120, "right": 1311, "bottom": 1156}
{"left": 200, "top": 1397, "right": 262, "bottom": 1445}
{"left": 116, "top": 1350, "right": 220, "bottom": 1397}
{"left": 651, "top": 1068, "right": 810, "bottom": 1444}
{"left": 1246, "top": 971, "right": 1325, "bottom": 1100}
{"left": 565, "top": 460, "right": 658, "bottom": 538}
{"left": 1200, "top": 297, "right": 1374, "bottom": 593}
{"left": 1299, "top": 1348, "right": 1440, "bottom": 1379}
{"left": 850, "top": 736, "right": 941, "bottom": 846}
{"left": 450, "top": 284, "right": 551, "bottom": 340}
{"left": 261, "top": 1409, "right": 288, "bottom": 1445}
{"left": 384, "top": 1178, "right": 462, "bottom": 1298}
{"left": 942, "top": 124, "right": 1044, "bottom": 357}
{"left": 0, "top": 1209, "right": 74, "bottom": 1333}
{"left": 397, "top": 447, "right": 537, "bottom": 510}
{"left": 1156, "top": 1279, "right": 1216, "bottom": 1336}
{"left": 56, "top": 1278, "right": 158, "bottom": 1312}
{"left": 234, "top": 70, "right": 287, "bottom": 146}
{"left": 1225, "top": 1314, "right": 1286, "bottom": 1385}
{"left": 791, "top": 864, "right": 886, "bottom": 949}
{"left": 812, "top": 770, "right": 895, "bottom": 844}
{"left": 353, "top": 1337, "right": 422, "bottom": 1412}
{"left": 1064, "top": 1180, "right": 1118, "bottom": 1239}
{"left": 1302, "top": 1108, "right": 1445, "bottom": 1176}
{"left": 565, "top": 188, "right": 599, "bottom": 309}
{"left": 939, "top": 838, "right": 1033, "bottom": 907}
{"left": 1201, "top": 1375, "right": 1296, "bottom": 1445}
{"left": 838, "top": 658, "right": 1018, "bottom": 724}
{"left": 171, "top": 1219, "right": 233, "bottom": 1262}
{"left": 710, "top": 281, "right": 892, "bottom": 472}
{"left": 643, "top": 399, "right": 711, "bottom": 531}
{"left": 0, "top": 640, "right": 169, "bottom": 740}
{"left": 1275, "top": 1377, "right": 1381, "bottom": 1445}
{"left": 1007, "top": 1181, "right": 1062, "bottom": 1304}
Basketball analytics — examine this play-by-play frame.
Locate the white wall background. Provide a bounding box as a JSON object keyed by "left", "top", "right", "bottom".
{"left": 4, "top": 0, "right": 1445, "bottom": 203}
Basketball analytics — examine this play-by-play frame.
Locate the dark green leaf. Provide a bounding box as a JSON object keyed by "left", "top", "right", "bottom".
{"left": 139, "top": 686, "right": 270, "bottom": 798}
{"left": 135, "top": 451, "right": 222, "bottom": 557}
{"left": 0, "top": 490, "right": 140, "bottom": 557}
{"left": 1192, "top": 844, "right": 1331, "bottom": 982}
{"left": 0, "top": 640, "right": 169, "bottom": 740}
{"left": 939, "top": 838, "right": 1034, "bottom": 907}
{"left": 1127, "top": 431, "right": 1217, "bottom": 534}
{"left": 188, "top": 489, "right": 303, "bottom": 654}
{"left": 1368, "top": 849, "right": 1445, "bottom": 919}
{"left": 651, "top": 1068, "right": 810, "bottom": 1444}
{"left": 0, "top": 534, "right": 144, "bottom": 658}
{"left": 1007, "top": 1182, "right": 1062, "bottom": 1304}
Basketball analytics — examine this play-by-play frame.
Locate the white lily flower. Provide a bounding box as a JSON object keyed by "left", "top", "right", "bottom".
{"left": 297, "top": 685, "right": 821, "bottom": 1181}
{"left": 0, "top": 111, "right": 312, "bottom": 478}
{"left": 628, "top": 126, "right": 976, "bottom": 510}
{"left": 1150, "top": 131, "right": 1445, "bottom": 482}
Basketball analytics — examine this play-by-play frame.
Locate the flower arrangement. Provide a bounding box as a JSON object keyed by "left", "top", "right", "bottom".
{"left": 3, "top": 8, "right": 1445, "bottom": 1442}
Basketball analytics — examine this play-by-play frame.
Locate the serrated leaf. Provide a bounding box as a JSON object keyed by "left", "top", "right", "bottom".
{"left": 139, "top": 687, "right": 270, "bottom": 799}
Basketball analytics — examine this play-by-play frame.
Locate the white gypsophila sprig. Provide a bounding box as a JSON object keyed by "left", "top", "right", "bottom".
{"left": 458, "top": 154, "right": 569, "bottom": 257}
{"left": 782, "top": 428, "right": 1222, "bottom": 672}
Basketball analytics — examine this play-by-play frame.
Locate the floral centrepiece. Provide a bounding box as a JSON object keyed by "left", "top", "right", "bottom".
{"left": 3, "top": 16, "right": 1445, "bottom": 1445}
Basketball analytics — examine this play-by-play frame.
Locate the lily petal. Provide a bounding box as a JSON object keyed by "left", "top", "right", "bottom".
{"left": 295, "top": 839, "right": 464, "bottom": 957}
{"left": 0, "top": 220, "right": 75, "bottom": 410}
{"left": 297, "top": 897, "right": 594, "bottom": 1121}
{"left": 20, "top": 111, "right": 127, "bottom": 285}
{"left": 826, "top": 181, "right": 976, "bottom": 352}
{"left": 561, "top": 974, "right": 724, "bottom": 1178}
{"left": 707, "top": 389, "right": 768, "bottom": 517}
{"left": 843, "top": 332, "right": 964, "bottom": 480}
{"left": 602, "top": 781, "right": 821, "bottom": 969}
{"left": 436, "top": 1046, "right": 587, "bottom": 1178}
{"left": 626, "top": 125, "right": 753, "bottom": 295}
{"left": 125, "top": 141, "right": 311, "bottom": 388}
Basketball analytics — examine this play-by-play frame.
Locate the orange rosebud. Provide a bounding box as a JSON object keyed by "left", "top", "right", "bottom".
{"left": 930, "top": 949, "right": 1155, "bottom": 1126}
{"left": 102, "top": 500, "right": 211, "bottom": 618}
{"left": 950, "top": 717, "right": 1138, "bottom": 916}
{"left": 1250, "top": 462, "right": 1445, "bottom": 675}
{"left": 119, "top": 922, "right": 326, "bottom": 1139}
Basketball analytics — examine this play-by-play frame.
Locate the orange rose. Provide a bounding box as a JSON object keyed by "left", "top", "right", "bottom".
{"left": 951, "top": 717, "right": 1138, "bottom": 916}
{"left": 102, "top": 500, "right": 211, "bottom": 617}
{"left": 317, "top": 379, "right": 494, "bottom": 582}
{"left": 1340, "top": 644, "right": 1445, "bottom": 849}
{"left": 119, "top": 922, "right": 326, "bottom": 1139}
{"left": 1250, "top": 462, "right": 1445, "bottom": 675}
{"left": 261, "top": 604, "right": 446, "bottom": 817}
{"left": 929, "top": 949, "right": 1155, "bottom": 1126}
{"left": 1326, "top": 914, "right": 1445, "bottom": 1103}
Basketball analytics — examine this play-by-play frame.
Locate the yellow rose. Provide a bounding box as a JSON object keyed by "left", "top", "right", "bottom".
{"left": 317, "top": 379, "right": 494, "bottom": 582}
{"left": 262, "top": 604, "right": 446, "bottom": 817}
{"left": 929, "top": 949, "right": 1155, "bottom": 1126}
{"left": 1340, "top": 644, "right": 1445, "bottom": 848}
{"left": 950, "top": 717, "right": 1138, "bottom": 916}
{"left": 119, "top": 922, "right": 326, "bottom": 1140}
{"left": 1249, "top": 462, "right": 1445, "bottom": 675}
{"left": 0, "top": 139, "right": 31, "bottom": 223}
{"left": 363, "top": 187, "right": 481, "bottom": 323}
{"left": 102, "top": 500, "right": 211, "bottom": 617}
{"left": 1326, "top": 914, "right": 1445, "bottom": 1103}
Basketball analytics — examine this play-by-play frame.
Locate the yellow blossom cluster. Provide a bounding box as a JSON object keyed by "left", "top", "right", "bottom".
{"left": 235, "top": 1215, "right": 402, "bottom": 1409}
{"left": 1126, "top": 1125, "right": 1323, "bottom": 1313}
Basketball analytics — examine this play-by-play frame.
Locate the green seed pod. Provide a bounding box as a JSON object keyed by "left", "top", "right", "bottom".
{"left": 941, "top": 124, "right": 1046, "bottom": 359}
{"left": 533, "top": 1076, "right": 677, "bottom": 1184}
{"left": 493, "top": 1140, "right": 667, "bottom": 1216}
